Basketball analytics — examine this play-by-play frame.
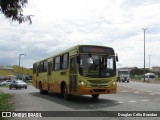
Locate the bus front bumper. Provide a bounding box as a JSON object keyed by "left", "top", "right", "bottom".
{"left": 74, "top": 85, "right": 117, "bottom": 95}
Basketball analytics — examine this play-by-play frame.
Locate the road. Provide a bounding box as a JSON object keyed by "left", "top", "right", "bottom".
{"left": 0, "top": 81, "right": 160, "bottom": 120}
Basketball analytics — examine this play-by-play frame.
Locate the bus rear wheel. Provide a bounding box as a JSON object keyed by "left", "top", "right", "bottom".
{"left": 39, "top": 83, "right": 47, "bottom": 94}
{"left": 62, "top": 84, "right": 70, "bottom": 100}
{"left": 92, "top": 94, "right": 99, "bottom": 99}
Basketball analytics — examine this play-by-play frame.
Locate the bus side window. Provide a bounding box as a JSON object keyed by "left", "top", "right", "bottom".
{"left": 55, "top": 56, "right": 61, "bottom": 70}
{"left": 39, "top": 61, "right": 43, "bottom": 73}
{"left": 33, "top": 63, "right": 36, "bottom": 74}
{"left": 62, "top": 53, "right": 68, "bottom": 70}
{"left": 39, "top": 60, "right": 48, "bottom": 73}
{"left": 44, "top": 60, "right": 48, "bottom": 72}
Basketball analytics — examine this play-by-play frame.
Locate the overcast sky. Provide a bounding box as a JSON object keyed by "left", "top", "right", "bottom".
{"left": 0, "top": 0, "right": 160, "bottom": 68}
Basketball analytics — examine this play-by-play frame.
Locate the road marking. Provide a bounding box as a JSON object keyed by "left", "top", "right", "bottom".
{"left": 140, "top": 99, "right": 149, "bottom": 102}
{"left": 128, "top": 100, "right": 136, "bottom": 103}
{"left": 115, "top": 101, "right": 123, "bottom": 104}
{"left": 134, "top": 91, "right": 140, "bottom": 93}
{"left": 149, "top": 93, "right": 155, "bottom": 95}
{"left": 147, "top": 91, "right": 153, "bottom": 92}
{"left": 121, "top": 90, "right": 127, "bottom": 92}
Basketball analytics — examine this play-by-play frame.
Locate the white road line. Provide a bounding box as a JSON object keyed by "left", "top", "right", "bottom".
{"left": 134, "top": 91, "right": 140, "bottom": 93}
{"left": 149, "top": 93, "right": 155, "bottom": 95}
{"left": 128, "top": 100, "right": 137, "bottom": 103}
{"left": 121, "top": 90, "right": 127, "bottom": 92}
{"left": 140, "top": 99, "right": 149, "bottom": 102}
{"left": 115, "top": 101, "right": 123, "bottom": 104}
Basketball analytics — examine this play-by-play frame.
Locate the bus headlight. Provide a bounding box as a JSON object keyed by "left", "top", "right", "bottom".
{"left": 80, "top": 81, "right": 89, "bottom": 87}
{"left": 112, "top": 82, "right": 116, "bottom": 86}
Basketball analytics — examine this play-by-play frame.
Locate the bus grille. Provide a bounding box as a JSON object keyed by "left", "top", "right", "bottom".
{"left": 88, "top": 80, "right": 110, "bottom": 84}
{"left": 93, "top": 89, "right": 106, "bottom": 92}
{"left": 91, "top": 85, "right": 108, "bottom": 88}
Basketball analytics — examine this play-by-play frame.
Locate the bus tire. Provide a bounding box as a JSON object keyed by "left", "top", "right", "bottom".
{"left": 62, "top": 84, "right": 70, "bottom": 100}
{"left": 39, "top": 83, "right": 46, "bottom": 94}
{"left": 92, "top": 94, "right": 99, "bottom": 99}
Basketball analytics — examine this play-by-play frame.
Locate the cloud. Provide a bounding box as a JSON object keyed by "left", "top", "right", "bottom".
{"left": 0, "top": 0, "right": 160, "bottom": 68}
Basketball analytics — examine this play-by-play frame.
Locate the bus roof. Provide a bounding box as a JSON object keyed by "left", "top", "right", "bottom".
{"left": 33, "top": 44, "right": 114, "bottom": 64}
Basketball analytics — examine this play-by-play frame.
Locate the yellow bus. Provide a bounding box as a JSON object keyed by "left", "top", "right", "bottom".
{"left": 32, "top": 45, "right": 118, "bottom": 100}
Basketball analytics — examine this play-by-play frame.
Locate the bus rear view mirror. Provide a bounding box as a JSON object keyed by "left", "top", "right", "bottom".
{"left": 116, "top": 54, "right": 118, "bottom": 62}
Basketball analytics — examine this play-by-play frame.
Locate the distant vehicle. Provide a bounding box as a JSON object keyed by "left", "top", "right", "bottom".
{"left": 0, "top": 81, "right": 6, "bottom": 86}
{"left": 9, "top": 80, "right": 27, "bottom": 89}
{"left": 25, "top": 79, "right": 33, "bottom": 83}
{"left": 117, "top": 69, "right": 130, "bottom": 82}
{"left": 0, "top": 80, "right": 12, "bottom": 86}
{"left": 142, "top": 73, "right": 155, "bottom": 81}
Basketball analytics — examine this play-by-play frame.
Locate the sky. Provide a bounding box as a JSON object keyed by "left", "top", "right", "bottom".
{"left": 0, "top": 0, "right": 160, "bottom": 68}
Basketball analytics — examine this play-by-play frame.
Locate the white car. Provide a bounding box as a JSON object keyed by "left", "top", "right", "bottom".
{"left": 0, "top": 81, "right": 6, "bottom": 86}
{"left": 0, "top": 80, "right": 12, "bottom": 86}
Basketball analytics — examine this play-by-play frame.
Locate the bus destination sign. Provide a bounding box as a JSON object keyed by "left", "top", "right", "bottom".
{"left": 80, "top": 46, "right": 114, "bottom": 54}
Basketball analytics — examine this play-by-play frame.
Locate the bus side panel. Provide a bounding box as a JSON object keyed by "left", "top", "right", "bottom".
{"left": 32, "top": 74, "right": 38, "bottom": 88}
{"left": 32, "top": 64, "right": 38, "bottom": 89}
{"left": 59, "top": 70, "right": 70, "bottom": 91}
{"left": 52, "top": 71, "right": 61, "bottom": 93}
{"left": 38, "top": 72, "right": 48, "bottom": 90}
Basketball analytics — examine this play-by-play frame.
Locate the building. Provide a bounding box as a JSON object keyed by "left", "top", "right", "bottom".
{"left": 152, "top": 66, "right": 160, "bottom": 77}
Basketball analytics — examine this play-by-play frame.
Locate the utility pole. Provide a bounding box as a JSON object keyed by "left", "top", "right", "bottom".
{"left": 19, "top": 54, "right": 26, "bottom": 79}
{"left": 149, "top": 55, "right": 151, "bottom": 69}
{"left": 142, "top": 28, "right": 148, "bottom": 82}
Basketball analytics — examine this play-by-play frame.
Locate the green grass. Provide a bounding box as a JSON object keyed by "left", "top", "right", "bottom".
{"left": 0, "top": 91, "right": 14, "bottom": 119}
{"left": 0, "top": 85, "right": 10, "bottom": 88}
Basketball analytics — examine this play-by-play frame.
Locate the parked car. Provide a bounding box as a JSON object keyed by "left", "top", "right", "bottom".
{"left": 0, "top": 80, "right": 12, "bottom": 86}
{"left": 24, "top": 79, "right": 33, "bottom": 83}
{"left": 0, "top": 81, "right": 6, "bottom": 86}
{"left": 9, "top": 80, "right": 27, "bottom": 89}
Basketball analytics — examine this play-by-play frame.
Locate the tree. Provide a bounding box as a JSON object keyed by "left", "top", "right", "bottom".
{"left": 0, "top": 0, "right": 32, "bottom": 24}
{"left": 130, "top": 67, "right": 151, "bottom": 76}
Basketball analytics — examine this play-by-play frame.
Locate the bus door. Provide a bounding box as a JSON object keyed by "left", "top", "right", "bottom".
{"left": 48, "top": 62, "right": 52, "bottom": 90}
{"left": 70, "top": 56, "right": 77, "bottom": 92}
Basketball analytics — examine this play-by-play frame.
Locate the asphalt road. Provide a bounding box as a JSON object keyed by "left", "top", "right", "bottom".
{"left": 0, "top": 81, "right": 160, "bottom": 120}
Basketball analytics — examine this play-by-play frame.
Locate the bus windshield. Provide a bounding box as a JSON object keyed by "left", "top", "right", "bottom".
{"left": 119, "top": 71, "right": 129, "bottom": 75}
{"left": 79, "top": 54, "right": 116, "bottom": 78}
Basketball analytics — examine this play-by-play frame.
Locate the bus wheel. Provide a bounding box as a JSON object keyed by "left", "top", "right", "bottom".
{"left": 92, "top": 94, "right": 99, "bottom": 99}
{"left": 39, "top": 83, "right": 45, "bottom": 94}
{"left": 62, "top": 84, "right": 70, "bottom": 100}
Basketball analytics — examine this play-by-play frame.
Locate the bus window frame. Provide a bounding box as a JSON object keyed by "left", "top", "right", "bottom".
{"left": 62, "top": 53, "right": 69, "bottom": 70}
{"left": 54, "top": 56, "right": 61, "bottom": 71}
{"left": 39, "top": 61, "right": 43, "bottom": 73}
{"left": 43, "top": 60, "right": 48, "bottom": 72}
{"left": 52, "top": 58, "right": 55, "bottom": 71}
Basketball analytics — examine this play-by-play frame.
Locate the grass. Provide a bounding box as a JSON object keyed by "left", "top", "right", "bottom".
{"left": 0, "top": 85, "right": 10, "bottom": 88}
{"left": 0, "top": 91, "right": 14, "bottom": 119}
